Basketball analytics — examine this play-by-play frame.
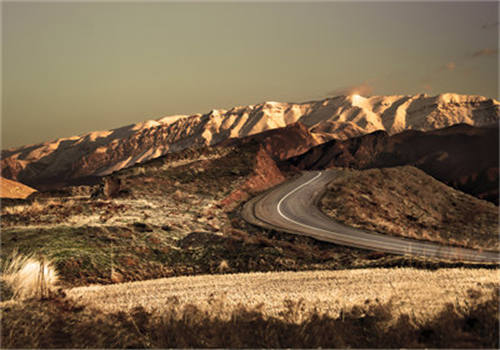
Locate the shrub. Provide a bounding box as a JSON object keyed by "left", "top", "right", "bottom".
{"left": 1, "top": 251, "right": 59, "bottom": 300}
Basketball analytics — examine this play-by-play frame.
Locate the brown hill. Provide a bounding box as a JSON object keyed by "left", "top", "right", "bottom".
{"left": 284, "top": 123, "right": 499, "bottom": 204}
{"left": 320, "top": 166, "right": 498, "bottom": 251}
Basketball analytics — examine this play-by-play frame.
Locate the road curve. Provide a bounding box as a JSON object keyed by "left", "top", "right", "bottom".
{"left": 241, "top": 169, "right": 500, "bottom": 263}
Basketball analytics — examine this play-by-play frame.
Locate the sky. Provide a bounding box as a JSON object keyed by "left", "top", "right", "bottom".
{"left": 2, "top": 1, "right": 499, "bottom": 148}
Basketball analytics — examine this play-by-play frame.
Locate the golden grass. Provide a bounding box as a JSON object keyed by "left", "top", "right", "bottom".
{"left": 2, "top": 269, "right": 498, "bottom": 348}
{"left": 2, "top": 199, "right": 73, "bottom": 217}
{"left": 67, "top": 268, "right": 499, "bottom": 321}
{"left": 1, "top": 251, "right": 59, "bottom": 299}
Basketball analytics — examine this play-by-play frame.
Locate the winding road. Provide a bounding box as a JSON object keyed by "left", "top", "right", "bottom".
{"left": 241, "top": 169, "right": 500, "bottom": 263}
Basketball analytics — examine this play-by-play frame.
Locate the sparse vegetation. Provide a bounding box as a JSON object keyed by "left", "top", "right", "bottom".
{"left": 320, "top": 166, "right": 499, "bottom": 251}
{"left": 1, "top": 155, "right": 498, "bottom": 287}
{"left": 1, "top": 138, "right": 498, "bottom": 349}
{"left": 0, "top": 143, "right": 329, "bottom": 286}
{"left": 1, "top": 251, "right": 59, "bottom": 300}
{"left": 3, "top": 221, "right": 495, "bottom": 287}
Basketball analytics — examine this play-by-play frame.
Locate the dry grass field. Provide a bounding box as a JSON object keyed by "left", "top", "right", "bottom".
{"left": 2, "top": 268, "right": 498, "bottom": 348}
{"left": 67, "top": 268, "right": 499, "bottom": 320}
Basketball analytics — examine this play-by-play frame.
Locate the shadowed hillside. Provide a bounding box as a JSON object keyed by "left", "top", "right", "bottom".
{"left": 284, "top": 123, "right": 499, "bottom": 204}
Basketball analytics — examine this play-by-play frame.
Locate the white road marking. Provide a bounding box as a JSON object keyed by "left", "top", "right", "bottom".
{"left": 274, "top": 171, "right": 495, "bottom": 261}
{"left": 276, "top": 171, "right": 323, "bottom": 228}
{"left": 276, "top": 171, "right": 418, "bottom": 250}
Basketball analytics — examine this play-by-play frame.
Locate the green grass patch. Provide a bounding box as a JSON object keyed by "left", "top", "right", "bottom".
{"left": 1, "top": 225, "right": 177, "bottom": 286}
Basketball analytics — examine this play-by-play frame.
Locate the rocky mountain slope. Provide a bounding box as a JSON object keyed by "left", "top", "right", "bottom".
{"left": 221, "top": 122, "right": 320, "bottom": 161}
{"left": 2, "top": 93, "right": 498, "bottom": 189}
{"left": 284, "top": 123, "right": 499, "bottom": 204}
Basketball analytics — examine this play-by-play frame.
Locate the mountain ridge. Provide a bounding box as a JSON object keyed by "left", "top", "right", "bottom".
{"left": 2, "top": 93, "right": 498, "bottom": 189}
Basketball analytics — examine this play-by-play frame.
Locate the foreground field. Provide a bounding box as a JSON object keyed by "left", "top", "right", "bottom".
{"left": 68, "top": 268, "right": 498, "bottom": 320}
{"left": 2, "top": 268, "right": 498, "bottom": 348}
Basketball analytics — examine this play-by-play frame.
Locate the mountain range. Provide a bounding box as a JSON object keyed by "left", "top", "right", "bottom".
{"left": 1, "top": 93, "right": 498, "bottom": 190}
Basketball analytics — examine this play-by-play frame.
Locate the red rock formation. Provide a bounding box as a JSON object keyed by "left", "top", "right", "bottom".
{"left": 220, "top": 146, "right": 285, "bottom": 211}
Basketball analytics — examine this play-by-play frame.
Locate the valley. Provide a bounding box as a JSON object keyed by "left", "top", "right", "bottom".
{"left": 1, "top": 93, "right": 499, "bottom": 348}
{"left": 3, "top": 2, "right": 499, "bottom": 347}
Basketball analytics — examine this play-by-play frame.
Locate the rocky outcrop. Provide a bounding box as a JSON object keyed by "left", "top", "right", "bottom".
{"left": 220, "top": 146, "right": 286, "bottom": 211}
{"left": 222, "top": 122, "right": 320, "bottom": 161}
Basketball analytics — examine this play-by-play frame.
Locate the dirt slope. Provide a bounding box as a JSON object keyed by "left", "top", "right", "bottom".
{"left": 0, "top": 177, "right": 36, "bottom": 199}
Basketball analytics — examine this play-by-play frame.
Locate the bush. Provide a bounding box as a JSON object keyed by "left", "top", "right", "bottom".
{"left": 1, "top": 251, "right": 59, "bottom": 300}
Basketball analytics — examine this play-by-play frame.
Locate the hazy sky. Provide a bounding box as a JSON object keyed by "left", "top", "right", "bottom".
{"left": 2, "top": 1, "right": 498, "bottom": 148}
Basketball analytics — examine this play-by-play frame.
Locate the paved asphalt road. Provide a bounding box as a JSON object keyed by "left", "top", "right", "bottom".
{"left": 241, "top": 169, "right": 500, "bottom": 263}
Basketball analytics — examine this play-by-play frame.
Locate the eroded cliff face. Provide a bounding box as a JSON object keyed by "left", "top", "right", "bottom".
{"left": 284, "top": 123, "right": 499, "bottom": 204}
{"left": 217, "top": 122, "right": 320, "bottom": 210}
{"left": 2, "top": 93, "right": 498, "bottom": 189}
{"left": 220, "top": 146, "right": 286, "bottom": 211}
